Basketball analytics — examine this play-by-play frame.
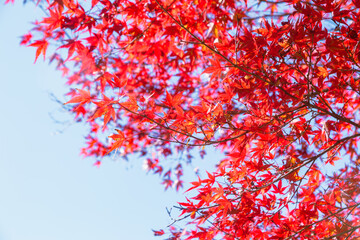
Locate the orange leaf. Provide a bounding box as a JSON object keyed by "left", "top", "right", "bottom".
{"left": 64, "top": 89, "right": 91, "bottom": 105}
{"left": 88, "top": 95, "right": 117, "bottom": 129}
{"left": 121, "top": 96, "right": 138, "bottom": 112}
{"left": 107, "top": 129, "right": 125, "bottom": 154}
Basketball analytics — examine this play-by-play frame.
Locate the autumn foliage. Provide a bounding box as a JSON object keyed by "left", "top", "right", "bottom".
{"left": 10, "top": 0, "right": 360, "bottom": 238}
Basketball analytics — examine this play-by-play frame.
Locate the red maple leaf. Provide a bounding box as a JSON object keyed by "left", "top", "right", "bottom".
{"left": 64, "top": 89, "right": 91, "bottom": 105}
{"left": 107, "top": 129, "right": 125, "bottom": 154}
{"left": 29, "top": 40, "right": 48, "bottom": 63}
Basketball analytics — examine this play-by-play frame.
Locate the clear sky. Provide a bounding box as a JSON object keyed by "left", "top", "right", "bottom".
{"left": 0, "top": 2, "right": 209, "bottom": 239}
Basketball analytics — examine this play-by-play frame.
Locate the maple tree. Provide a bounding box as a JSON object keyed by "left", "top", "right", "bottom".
{"left": 8, "top": 0, "right": 360, "bottom": 238}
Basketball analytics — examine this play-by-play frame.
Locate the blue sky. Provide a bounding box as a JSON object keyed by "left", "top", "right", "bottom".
{"left": 0, "top": 2, "right": 197, "bottom": 239}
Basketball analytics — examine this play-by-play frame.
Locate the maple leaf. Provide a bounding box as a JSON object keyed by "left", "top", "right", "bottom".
{"left": 20, "top": 33, "right": 32, "bottom": 46}
{"left": 152, "top": 229, "right": 165, "bottom": 236}
{"left": 89, "top": 95, "right": 117, "bottom": 129}
{"left": 41, "top": 8, "right": 64, "bottom": 30}
{"left": 202, "top": 59, "right": 222, "bottom": 82}
{"left": 29, "top": 40, "right": 48, "bottom": 63}
{"left": 121, "top": 96, "right": 138, "bottom": 112}
{"left": 163, "top": 90, "right": 184, "bottom": 115}
{"left": 64, "top": 89, "right": 91, "bottom": 105}
{"left": 58, "top": 40, "right": 85, "bottom": 61}
{"left": 107, "top": 129, "right": 125, "bottom": 154}
{"left": 162, "top": 179, "right": 173, "bottom": 190}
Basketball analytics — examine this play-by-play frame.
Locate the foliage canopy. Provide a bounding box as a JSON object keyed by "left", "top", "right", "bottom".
{"left": 11, "top": 0, "right": 360, "bottom": 238}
